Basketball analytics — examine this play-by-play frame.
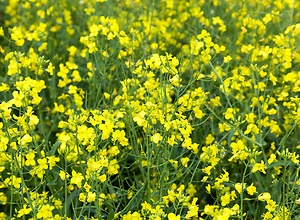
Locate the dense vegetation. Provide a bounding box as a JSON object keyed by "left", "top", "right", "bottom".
{"left": 0, "top": 0, "right": 300, "bottom": 219}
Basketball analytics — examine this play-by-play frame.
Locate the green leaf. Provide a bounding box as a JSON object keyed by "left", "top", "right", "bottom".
{"left": 107, "top": 210, "right": 115, "bottom": 220}
{"left": 50, "top": 141, "right": 61, "bottom": 155}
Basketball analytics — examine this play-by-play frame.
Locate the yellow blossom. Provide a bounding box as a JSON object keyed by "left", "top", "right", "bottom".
{"left": 186, "top": 198, "right": 198, "bottom": 218}
{"left": 252, "top": 161, "right": 267, "bottom": 174}
{"left": 151, "top": 133, "right": 163, "bottom": 144}
{"left": 246, "top": 183, "right": 257, "bottom": 195}
{"left": 168, "top": 213, "right": 180, "bottom": 220}
{"left": 70, "top": 170, "right": 84, "bottom": 188}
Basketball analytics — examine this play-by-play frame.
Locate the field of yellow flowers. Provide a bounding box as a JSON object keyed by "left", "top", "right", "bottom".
{"left": 1, "top": 0, "right": 300, "bottom": 219}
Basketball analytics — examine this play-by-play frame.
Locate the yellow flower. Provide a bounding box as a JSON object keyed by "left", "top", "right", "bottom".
{"left": 107, "top": 159, "right": 120, "bottom": 175}
{"left": 252, "top": 161, "right": 267, "bottom": 174}
{"left": 193, "top": 107, "right": 205, "bottom": 119}
{"left": 47, "top": 156, "right": 60, "bottom": 170}
{"left": 108, "top": 146, "right": 120, "bottom": 156}
{"left": 17, "top": 205, "right": 31, "bottom": 218}
{"left": 224, "top": 108, "right": 234, "bottom": 120}
{"left": 89, "top": 24, "right": 99, "bottom": 37}
{"left": 186, "top": 198, "right": 199, "bottom": 218}
{"left": 99, "top": 174, "right": 107, "bottom": 183}
{"left": 202, "top": 166, "right": 213, "bottom": 175}
{"left": 59, "top": 170, "right": 68, "bottom": 181}
{"left": 230, "top": 140, "right": 245, "bottom": 152}
{"left": 0, "top": 27, "right": 4, "bottom": 36}
{"left": 170, "top": 74, "right": 180, "bottom": 87}
{"left": 122, "top": 211, "right": 142, "bottom": 220}
{"left": 205, "top": 184, "right": 211, "bottom": 194}
{"left": 0, "top": 192, "right": 7, "bottom": 205}
{"left": 258, "top": 192, "right": 271, "bottom": 201}
{"left": 268, "top": 154, "right": 277, "bottom": 165}
{"left": 167, "top": 135, "right": 177, "bottom": 146}
{"left": 99, "top": 119, "right": 114, "bottom": 140}
{"left": 244, "top": 123, "right": 259, "bottom": 135}
{"left": 224, "top": 55, "right": 232, "bottom": 63}
{"left": 70, "top": 170, "right": 84, "bottom": 188}
{"left": 151, "top": 133, "right": 163, "bottom": 144}
{"left": 0, "top": 83, "right": 9, "bottom": 92}
{"left": 87, "top": 191, "right": 96, "bottom": 202}
{"left": 181, "top": 157, "right": 189, "bottom": 168}
{"left": 25, "top": 151, "right": 36, "bottom": 166}
{"left": 67, "top": 45, "right": 77, "bottom": 56}
{"left": 112, "top": 130, "right": 129, "bottom": 146}
{"left": 246, "top": 183, "right": 256, "bottom": 195}
{"left": 168, "top": 213, "right": 180, "bottom": 220}
{"left": 235, "top": 183, "right": 245, "bottom": 194}
{"left": 11, "top": 175, "right": 22, "bottom": 189}
{"left": 221, "top": 192, "right": 231, "bottom": 206}
{"left": 79, "top": 193, "right": 86, "bottom": 202}
{"left": 37, "top": 204, "right": 54, "bottom": 219}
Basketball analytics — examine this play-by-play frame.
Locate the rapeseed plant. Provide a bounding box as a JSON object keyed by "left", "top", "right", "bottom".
{"left": 1, "top": 0, "right": 300, "bottom": 219}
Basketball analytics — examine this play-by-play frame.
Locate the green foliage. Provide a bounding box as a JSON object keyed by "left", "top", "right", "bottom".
{"left": 0, "top": 0, "right": 300, "bottom": 219}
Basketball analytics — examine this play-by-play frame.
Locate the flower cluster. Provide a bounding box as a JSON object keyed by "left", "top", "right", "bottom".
{"left": 0, "top": 0, "right": 300, "bottom": 219}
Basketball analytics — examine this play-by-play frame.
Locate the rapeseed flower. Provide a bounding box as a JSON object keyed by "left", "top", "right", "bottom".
{"left": 1, "top": 0, "right": 300, "bottom": 219}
